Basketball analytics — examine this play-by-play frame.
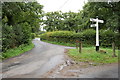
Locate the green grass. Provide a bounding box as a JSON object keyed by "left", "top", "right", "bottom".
{"left": 1, "top": 43, "right": 34, "bottom": 60}
{"left": 68, "top": 47, "right": 118, "bottom": 64}
{"left": 40, "top": 40, "right": 119, "bottom": 64}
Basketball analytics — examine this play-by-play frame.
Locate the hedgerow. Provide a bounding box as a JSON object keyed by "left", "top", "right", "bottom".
{"left": 40, "top": 29, "right": 118, "bottom": 47}
{"left": 2, "top": 23, "right": 32, "bottom": 52}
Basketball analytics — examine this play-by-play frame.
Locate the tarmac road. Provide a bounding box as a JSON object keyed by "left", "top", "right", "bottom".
{"left": 1, "top": 38, "right": 119, "bottom": 78}
{"left": 2, "top": 38, "right": 66, "bottom": 78}
{"left": 78, "top": 63, "right": 118, "bottom": 78}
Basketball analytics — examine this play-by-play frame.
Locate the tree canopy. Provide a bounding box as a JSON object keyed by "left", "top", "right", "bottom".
{"left": 2, "top": 1, "right": 120, "bottom": 51}
{"left": 43, "top": 2, "right": 120, "bottom": 33}
{"left": 2, "top": 2, "right": 43, "bottom": 52}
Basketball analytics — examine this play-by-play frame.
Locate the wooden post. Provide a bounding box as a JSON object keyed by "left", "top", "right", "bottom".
{"left": 112, "top": 42, "right": 117, "bottom": 57}
{"left": 76, "top": 40, "right": 79, "bottom": 49}
{"left": 79, "top": 42, "right": 82, "bottom": 53}
{"left": 76, "top": 42, "right": 78, "bottom": 49}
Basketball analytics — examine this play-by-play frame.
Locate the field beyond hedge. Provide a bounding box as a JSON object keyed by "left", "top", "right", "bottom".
{"left": 40, "top": 30, "right": 119, "bottom": 47}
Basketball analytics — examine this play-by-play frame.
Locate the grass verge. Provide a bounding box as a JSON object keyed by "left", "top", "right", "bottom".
{"left": 68, "top": 47, "right": 118, "bottom": 64}
{"left": 41, "top": 40, "right": 119, "bottom": 64}
{"left": 1, "top": 43, "right": 34, "bottom": 60}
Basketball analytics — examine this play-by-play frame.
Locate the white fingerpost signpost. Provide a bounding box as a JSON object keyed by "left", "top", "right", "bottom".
{"left": 90, "top": 16, "right": 104, "bottom": 51}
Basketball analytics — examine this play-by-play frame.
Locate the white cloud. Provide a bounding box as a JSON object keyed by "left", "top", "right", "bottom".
{"left": 36, "top": 0, "right": 88, "bottom": 12}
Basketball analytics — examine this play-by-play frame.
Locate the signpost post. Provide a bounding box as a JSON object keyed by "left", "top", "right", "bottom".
{"left": 90, "top": 16, "right": 104, "bottom": 51}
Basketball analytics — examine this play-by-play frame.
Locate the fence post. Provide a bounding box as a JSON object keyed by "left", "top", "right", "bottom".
{"left": 112, "top": 42, "right": 117, "bottom": 57}
{"left": 79, "top": 42, "right": 82, "bottom": 53}
{"left": 76, "top": 40, "right": 79, "bottom": 49}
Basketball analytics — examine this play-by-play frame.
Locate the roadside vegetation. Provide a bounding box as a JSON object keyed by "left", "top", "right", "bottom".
{"left": 40, "top": 30, "right": 119, "bottom": 48}
{"left": 68, "top": 47, "right": 118, "bottom": 64}
{"left": 40, "top": 2, "right": 120, "bottom": 64}
{"left": 1, "top": 2, "right": 43, "bottom": 59}
{"left": 40, "top": 30, "right": 119, "bottom": 64}
{"left": 1, "top": 2, "right": 120, "bottom": 60}
{"left": 41, "top": 2, "right": 120, "bottom": 49}
{"left": 1, "top": 43, "right": 34, "bottom": 60}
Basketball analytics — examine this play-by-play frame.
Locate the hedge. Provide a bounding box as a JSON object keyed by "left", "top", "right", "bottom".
{"left": 31, "top": 33, "right": 36, "bottom": 39}
{"left": 40, "top": 29, "right": 119, "bottom": 47}
{"left": 2, "top": 23, "right": 32, "bottom": 52}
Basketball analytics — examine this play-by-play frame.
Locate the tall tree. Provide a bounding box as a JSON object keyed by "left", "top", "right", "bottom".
{"left": 2, "top": 2, "right": 43, "bottom": 51}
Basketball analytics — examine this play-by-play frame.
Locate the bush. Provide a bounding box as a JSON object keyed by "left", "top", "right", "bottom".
{"left": 2, "top": 22, "right": 32, "bottom": 52}
{"left": 36, "top": 31, "right": 46, "bottom": 37}
{"left": 2, "top": 24, "right": 16, "bottom": 51}
{"left": 40, "top": 30, "right": 118, "bottom": 47}
{"left": 40, "top": 30, "right": 95, "bottom": 45}
{"left": 115, "top": 33, "right": 120, "bottom": 47}
{"left": 38, "top": 31, "right": 46, "bottom": 35}
{"left": 82, "top": 29, "right": 96, "bottom": 45}
{"left": 31, "top": 33, "right": 36, "bottom": 39}
{"left": 100, "top": 30, "right": 116, "bottom": 47}
{"left": 20, "top": 22, "right": 31, "bottom": 44}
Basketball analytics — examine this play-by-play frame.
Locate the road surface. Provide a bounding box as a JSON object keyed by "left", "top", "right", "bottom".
{"left": 78, "top": 63, "right": 118, "bottom": 78}
{"left": 2, "top": 38, "right": 67, "bottom": 78}
{"left": 1, "top": 38, "right": 119, "bottom": 78}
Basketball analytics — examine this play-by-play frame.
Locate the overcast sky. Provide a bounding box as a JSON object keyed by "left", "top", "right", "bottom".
{"left": 36, "top": 0, "right": 88, "bottom": 12}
